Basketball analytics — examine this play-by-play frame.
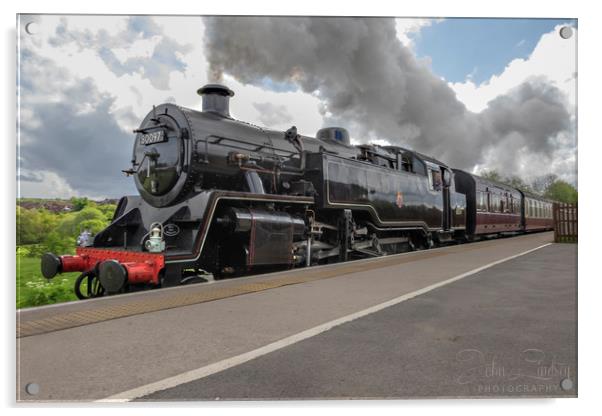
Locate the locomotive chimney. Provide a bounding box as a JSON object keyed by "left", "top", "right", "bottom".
{"left": 197, "top": 84, "right": 235, "bottom": 118}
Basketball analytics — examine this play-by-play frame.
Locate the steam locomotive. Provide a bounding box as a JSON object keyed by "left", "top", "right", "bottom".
{"left": 40, "top": 84, "right": 554, "bottom": 299}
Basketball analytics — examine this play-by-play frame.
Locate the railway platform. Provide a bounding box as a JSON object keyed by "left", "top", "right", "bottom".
{"left": 16, "top": 231, "right": 577, "bottom": 401}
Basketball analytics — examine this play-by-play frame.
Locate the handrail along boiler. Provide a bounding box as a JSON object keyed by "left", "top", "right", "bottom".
{"left": 40, "top": 84, "right": 554, "bottom": 299}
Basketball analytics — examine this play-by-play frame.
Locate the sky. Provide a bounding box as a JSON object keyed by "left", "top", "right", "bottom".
{"left": 16, "top": 15, "right": 577, "bottom": 199}
{"left": 411, "top": 18, "right": 574, "bottom": 84}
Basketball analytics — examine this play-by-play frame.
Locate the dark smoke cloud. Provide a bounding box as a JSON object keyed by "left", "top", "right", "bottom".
{"left": 203, "top": 16, "right": 573, "bottom": 178}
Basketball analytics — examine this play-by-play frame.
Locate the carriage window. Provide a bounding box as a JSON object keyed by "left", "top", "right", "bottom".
{"left": 532, "top": 200, "right": 536, "bottom": 217}
{"left": 490, "top": 194, "right": 497, "bottom": 213}
{"left": 532, "top": 201, "right": 536, "bottom": 217}
{"left": 477, "top": 191, "right": 487, "bottom": 211}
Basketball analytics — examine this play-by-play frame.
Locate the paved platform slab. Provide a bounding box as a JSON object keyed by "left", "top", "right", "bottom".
{"left": 140, "top": 243, "right": 576, "bottom": 400}
{"left": 17, "top": 232, "right": 559, "bottom": 401}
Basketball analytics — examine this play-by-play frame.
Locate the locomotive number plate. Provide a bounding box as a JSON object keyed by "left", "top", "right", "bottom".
{"left": 140, "top": 130, "right": 166, "bottom": 145}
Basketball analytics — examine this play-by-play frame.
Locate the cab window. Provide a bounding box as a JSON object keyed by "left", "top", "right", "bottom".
{"left": 428, "top": 169, "right": 442, "bottom": 191}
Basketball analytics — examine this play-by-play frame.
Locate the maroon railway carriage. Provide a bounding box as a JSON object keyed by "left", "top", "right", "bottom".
{"left": 453, "top": 170, "right": 524, "bottom": 238}
{"left": 521, "top": 191, "right": 554, "bottom": 231}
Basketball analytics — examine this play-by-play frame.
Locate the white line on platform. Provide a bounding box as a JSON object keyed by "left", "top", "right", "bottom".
{"left": 99, "top": 242, "right": 552, "bottom": 402}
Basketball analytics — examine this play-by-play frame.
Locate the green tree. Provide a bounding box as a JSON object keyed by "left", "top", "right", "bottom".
{"left": 16, "top": 207, "right": 59, "bottom": 245}
{"left": 96, "top": 204, "right": 117, "bottom": 221}
{"left": 70, "top": 197, "right": 89, "bottom": 211}
{"left": 532, "top": 174, "right": 558, "bottom": 195}
{"left": 544, "top": 180, "right": 578, "bottom": 203}
{"left": 79, "top": 219, "right": 106, "bottom": 235}
{"left": 56, "top": 206, "right": 106, "bottom": 237}
{"left": 41, "top": 231, "right": 75, "bottom": 256}
{"left": 16, "top": 207, "right": 39, "bottom": 245}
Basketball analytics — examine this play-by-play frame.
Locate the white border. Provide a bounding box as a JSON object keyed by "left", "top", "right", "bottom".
{"left": 4, "top": 1, "right": 597, "bottom": 415}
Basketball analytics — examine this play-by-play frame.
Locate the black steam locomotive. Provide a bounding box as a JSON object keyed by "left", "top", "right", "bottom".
{"left": 41, "top": 84, "right": 554, "bottom": 299}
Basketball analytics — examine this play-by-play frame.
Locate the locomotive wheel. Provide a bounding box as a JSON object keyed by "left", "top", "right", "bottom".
{"left": 74, "top": 271, "right": 104, "bottom": 300}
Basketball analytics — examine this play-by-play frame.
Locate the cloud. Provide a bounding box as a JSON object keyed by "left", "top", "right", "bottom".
{"left": 17, "top": 171, "right": 44, "bottom": 183}
{"left": 18, "top": 170, "right": 80, "bottom": 199}
{"left": 395, "top": 18, "right": 442, "bottom": 48}
{"left": 203, "top": 16, "right": 575, "bottom": 184}
{"left": 25, "top": 15, "right": 210, "bottom": 121}
{"left": 17, "top": 15, "right": 576, "bottom": 201}
{"left": 449, "top": 25, "right": 577, "bottom": 113}
{"left": 18, "top": 51, "right": 136, "bottom": 199}
{"left": 252, "top": 102, "right": 294, "bottom": 127}
{"left": 18, "top": 15, "right": 212, "bottom": 199}
{"left": 48, "top": 16, "right": 192, "bottom": 90}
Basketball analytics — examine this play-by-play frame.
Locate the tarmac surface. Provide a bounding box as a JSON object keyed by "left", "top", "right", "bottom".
{"left": 16, "top": 231, "right": 576, "bottom": 401}
{"left": 141, "top": 243, "right": 577, "bottom": 400}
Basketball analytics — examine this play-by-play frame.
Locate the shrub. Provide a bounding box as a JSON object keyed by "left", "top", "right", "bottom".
{"left": 22, "top": 277, "right": 73, "bottom": 307}
{"left": 42, "top": 231, "right": 76, "bottom": 255}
